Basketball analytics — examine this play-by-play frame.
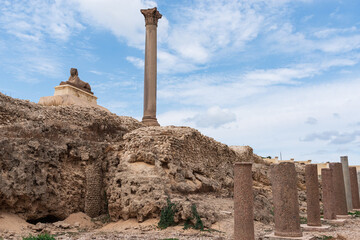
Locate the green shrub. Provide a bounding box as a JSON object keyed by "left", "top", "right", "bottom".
{"left": 348, "top": 210, "right": 360, "bottom": 217}
{"left": 183, "top": 204, "right": 204, "bottom": 231}
{"left": 300, "top": 216, "right": 307, "bottom": 224}
{"left": 316, "top": 236, "right": 333, "bottom": 240}
{"left": 23, "top": 233, "right": 55, "bottom": 240}
{"left": 158, "top": 197, "right": 177, "bottom": 229}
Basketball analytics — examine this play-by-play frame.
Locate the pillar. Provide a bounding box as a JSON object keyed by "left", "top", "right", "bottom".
{"left": 141, "top": 7, "right": 162, "bottom": 126}
{"left": 329, "top": 162, "right": 347, "bottom": 215}
{"left": 340, "top": 156, "right": 353, "bottom": 211}
{"left": 321, "top": 168, "right": 336, "bottom": 220}
{"left": 234, "top": 162, "right": 254, "bottom": 240}
{"left": 270, "top": 162, "right": 302, "bottom": 237}
{"left": 358, "top": 171, "right": 360, "bottom": 200}
{"left": 305, "top": 164, "right": 321, "bottom": 226}
{"left": 349, "top": 167, "right": 360, "bottom": 209}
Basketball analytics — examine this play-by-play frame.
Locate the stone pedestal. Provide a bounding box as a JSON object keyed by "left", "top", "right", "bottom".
{"left": 340, "top": 156, "right": 353, "bottom": 211}
{"left": 141, "top": 8, "right": 162, "bottom": 127}
{"left": 234, "top": 162, "right": 254, "bottom": 240}
{"left": 54, "top": 85, "right": 97, "bottom": 103}
{"left": 39, "top": 85, "right": 108, "bottom": 111}
{"left": 270, "top": 162, "right": 302, "bottom": 238}
{"left": 321, "top": 168, "right": 336, "bottom": 220}
{"left": 305, "top": 164, "right": 321, "bottom": 226}
{"left": 349, "top": 167, "right": 360, "bottom": 209}
{"left": 329, "top": 163, "right": 348, "bottom": 215}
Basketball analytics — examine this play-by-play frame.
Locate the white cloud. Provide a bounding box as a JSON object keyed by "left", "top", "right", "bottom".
{"left": 158, "top": 57, "right": 358, "bottom": 107}
{"left": 126, "top": 56, "right": 144, "bottom": 69}
{"left": 0, "top": 0, "right": 84, "bottom": 42}
{"left": 71, "top": 0, "right": 157, "bottom": 48}
{"left": 186, "top": 106, "right": 236, "bottom": 128}
{"left": 305, "top": 117, "right": 318, "bottom": 125}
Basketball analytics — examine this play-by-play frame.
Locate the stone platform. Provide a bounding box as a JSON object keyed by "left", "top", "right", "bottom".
{"left": 321, "top": 218, "right": 347, "bottom": 226}
{"left": 39, "top": 85, "right": 108, "bottom": 112}
{"left": 265, "top": 233, "right": 316, "bottom": 240}
{"left": 300, "top": 224, "right": 332, "bottom": 232}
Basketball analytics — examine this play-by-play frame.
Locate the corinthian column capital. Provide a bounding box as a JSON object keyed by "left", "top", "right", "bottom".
{"left": 141, "top": 7, "right": 162, "bottom": 26}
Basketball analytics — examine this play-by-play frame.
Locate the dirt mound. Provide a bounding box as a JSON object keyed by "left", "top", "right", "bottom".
{"left": 0, "top": 212, "right": 30, "bottom": 233}
{"left": 63, "top": 212, "right": 95, "bottom": 228}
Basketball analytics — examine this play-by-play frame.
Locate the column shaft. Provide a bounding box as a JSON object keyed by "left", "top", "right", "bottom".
{"left": 349, "top": 167, "right": 360, "bottom": 209}
{"left": 141, "top": 7, "right": 161, "bottom": 126}
{"left": 321, "top": 168, "right": 336, "bottom": 220}
{"left": 341, "top": 156, "right": 353, "bottom": 211}
{"left": 329, "top": 162, "right": 348, "bottom": 215}
{"left": 305, "top": 164, "right": 321, "bottom": 226}
{"left": 270, "top": 162, "right": 302, "bottom": 237}
{"left": 234, "top": 162, "right": 254, "bottom": 240}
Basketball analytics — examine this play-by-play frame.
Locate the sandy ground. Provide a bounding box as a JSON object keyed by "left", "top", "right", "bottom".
{"left": 1, "top": 211, "right": 360, "bottom": 240}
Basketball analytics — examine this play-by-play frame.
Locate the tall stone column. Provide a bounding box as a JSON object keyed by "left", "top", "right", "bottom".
{"left": 234, "top": 162, "right": 254, "bottom": 240}
{"left": 321, "top": 168, "right": 336, "bottom": 220}
{"left": 305, "top": 164, "right": 321, "bottom": 226}
{"left": 329, "top": 162, "right": 348, "bottom": 215}
{"left": 270, "top": 162, "right": 302, "bottom": 237}
{"left": 141, "top": 7, "right": 162, "bottom": 126}
{"left": 341, "top": 156, "right": 353, "bottom": 211}
{"left": 349, "top": 167, "right": 360, "bottom": 209}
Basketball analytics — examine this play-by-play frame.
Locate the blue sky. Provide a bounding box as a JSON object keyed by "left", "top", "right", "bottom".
{"left": 1, "top": 0, "right": 360, "bottom": 165}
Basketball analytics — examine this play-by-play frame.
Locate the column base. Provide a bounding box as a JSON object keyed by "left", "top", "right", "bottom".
{"left": 264, "top": 232, "right": 316, "bottom": 240}
{"left": 142, "top": 117, "right": 160, "bottom": 126}
{"left": 321, "top": 218, "right": 347, "bottom": 226}
{"left": 336, "top": 215, "right": 351, "bottom": 219}
{"left": 300, "top": 224, "right": 331, "bottom": 232}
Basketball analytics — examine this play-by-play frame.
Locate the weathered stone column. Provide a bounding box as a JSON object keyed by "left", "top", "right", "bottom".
{"left": 321, "top": 168, "right": 336, "bottom": 220}
{"left": 234, "top": 162, "right": 254, "bottom": 240}
{"left": 141, "top": 7, "right": 162, "bottom": 126}
{"left": 270, "top": 162, "right": 302, "bottom": 237}
{"left": 305, "top": 164, "right": 321, "bottom": 226}
{"left": 349, "top": 167, "right": 360, "bottom": 209}
{"left": 329, "top": 162, "right": 348, "bottom": 215}
{"left": 341, "top": 156, "right": 353, "bottom": 211}
{"left": 358, "top": 171, "right": 360, "bottom": 200}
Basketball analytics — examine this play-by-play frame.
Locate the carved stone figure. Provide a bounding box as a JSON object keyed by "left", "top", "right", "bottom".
{"left": 60, "top": 68, "right": 93, "bottom": 94}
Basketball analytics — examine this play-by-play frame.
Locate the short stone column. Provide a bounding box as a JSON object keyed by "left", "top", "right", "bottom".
{"left": 321, "top": 168, "right": 336, "bottom": 220}
{"left": 329, "top": 162, "right": 348, "bottom": 215}
{"left": 234, "top": 162, "right": 254, "bottom": 240}
{"left": 270, "top": 162, "right": 302, "bottom": 237}
{"left": 349, "top": 167, "right": 360, "bottom": 209}
{"left": 140, "top": 7, "right": 162, "bottom": 126}
{"left": 341, "top": 156, "right": 353, "bottom": 211}
{"left": 305, "top": 164, "right": 321, "bottom": 226}
{"left": 358, "top": 171, "right": 360, "bottom": 200}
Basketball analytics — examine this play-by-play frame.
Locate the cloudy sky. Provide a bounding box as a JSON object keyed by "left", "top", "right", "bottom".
{"left": 1, "top": 0, "right": 360, "bottom": 165}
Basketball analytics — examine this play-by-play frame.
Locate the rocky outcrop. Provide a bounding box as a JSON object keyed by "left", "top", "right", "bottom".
{"left": 0, "top": 92, "right": 274, "bottom": 226}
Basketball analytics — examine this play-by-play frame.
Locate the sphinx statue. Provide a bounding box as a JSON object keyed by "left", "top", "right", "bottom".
{"left": 60, "top": 68, "right": 93, "bottom": 94}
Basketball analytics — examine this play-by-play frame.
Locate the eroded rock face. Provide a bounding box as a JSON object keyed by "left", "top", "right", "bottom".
{"left": 0, "top": 93, "right": 142, "bottom": 221}
{"left": 0, "top": 92, "right": 274, "bottom": 225}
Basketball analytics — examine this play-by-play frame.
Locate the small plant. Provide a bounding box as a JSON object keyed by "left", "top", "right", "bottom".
{"left": 348, "top": 210, "right": 360, "bottom": 218}
{"left": 183, "top": 204, "right": 204, "bottom": 231}
{"left": 158, "top": 197, "right": 177, "bottom": 229}
{"left": 270, "top": 208, "right": 274, "bottom": 216}
{"left": 23, "top": 233, "right": 55, "bottom": 240}
{"left": 300, "top": 216, "right": 307, "bottom": 224}
{"left": 316, "top": 236, "right": 333, "bottom": 240}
